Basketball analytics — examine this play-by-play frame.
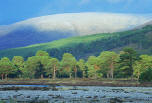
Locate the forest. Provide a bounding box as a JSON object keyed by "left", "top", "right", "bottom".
{"left": 0, "top": 47, "right": 152, "bottom": 82}
{"left": 1, "top": 25, "right": 152, "bottom": 60}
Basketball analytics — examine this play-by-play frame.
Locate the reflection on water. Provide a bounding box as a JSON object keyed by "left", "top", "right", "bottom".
{"left": 0, "top": 85, "right": 152, "bottom": 103}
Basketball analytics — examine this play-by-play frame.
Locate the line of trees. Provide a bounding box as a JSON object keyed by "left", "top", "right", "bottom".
{"left": 0, "top": 47, "right": 152, "bottom": 82}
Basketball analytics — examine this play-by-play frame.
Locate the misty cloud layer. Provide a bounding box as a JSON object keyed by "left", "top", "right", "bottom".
{"left": 0, "top": 12, "right": 151, "bottom": 36}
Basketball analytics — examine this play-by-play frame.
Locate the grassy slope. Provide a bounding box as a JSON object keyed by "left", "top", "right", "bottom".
{"left": 0, "top": 33, "right": 116, "bottom": 58}
{"left": 0, "top": 25, "right": 152, "bottom": 59}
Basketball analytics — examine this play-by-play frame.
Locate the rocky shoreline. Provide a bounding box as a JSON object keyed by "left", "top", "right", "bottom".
{"left": 0, "top": 86, "right": 152, "bottom": 103}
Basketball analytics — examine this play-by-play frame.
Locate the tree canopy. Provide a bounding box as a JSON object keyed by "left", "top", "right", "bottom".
{"left": 0, "top": 49, "right": 151, "bottom": 82}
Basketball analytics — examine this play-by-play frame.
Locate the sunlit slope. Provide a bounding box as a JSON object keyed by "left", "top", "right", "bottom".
{"left": 0, "top": 25, "right": 152, "bottom": 59}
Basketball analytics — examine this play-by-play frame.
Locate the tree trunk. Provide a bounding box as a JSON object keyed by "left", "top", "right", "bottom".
{"left": 131, "top": 75, "right": 134, "bottom": 81}
{"left": 137, "top": 75, "right": 139, "bottom": 81}
{"left": 129, "top": 54, "right": 134, "bottom": 81}
{"left": 41, "top": 74, "right": 43, "bottom": 79}
{"left": 95, "top": 72, "right": 97, "bottom": 79}
{"left": 107, "top": 73, "right": 109, "bottom": 78}
{"left": 110, "top": 61, "right": 114, "bottom": 79}
{"left": 1, "top": 74, "right": 4, "bottom": 80}
{"left": 5, "top": 74, "right": 8, "bottom": 80}
{"left": 49, "top": 75, "right": 51, "bottom": 78}
{"left": 137, "top": 69, "right": 140, "bottom": 81}
{"left": 130, "top": 68, "right": 134, "bottom": 81}
{"left": 83, "top": 71, "right": 85, "bottom": 78}
{"left": 53, "top": 65, "right": 56, "bottom": 80}
{"left": 75, "top": 71, "right": 77, "bottom": 79}
{"left": 74, "top": 66, "right": 77, "bottom": 79}
{"left": 109, "top": 57, "right": 114, "bottom": 79}
{"left": 69, "top": 73, "right": 72, "bottom": 79}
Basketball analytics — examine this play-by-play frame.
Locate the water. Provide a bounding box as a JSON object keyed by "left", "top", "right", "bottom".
{"left": 0, "top": 85, "right": 152, "bottom": 103}
{"left": 0, "top": 85, "right": 49, "bottom": 88}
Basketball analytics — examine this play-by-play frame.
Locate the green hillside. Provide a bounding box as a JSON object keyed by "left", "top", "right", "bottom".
{"left": 0, "top": 25, "right": 152, "bottom": 60}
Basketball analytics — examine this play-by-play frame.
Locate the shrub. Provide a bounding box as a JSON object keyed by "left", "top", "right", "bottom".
{"left": 139, "top": 68, "right": 152, "bottom": 82}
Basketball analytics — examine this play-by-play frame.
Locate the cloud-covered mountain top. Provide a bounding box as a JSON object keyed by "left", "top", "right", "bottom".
{"left": 0, "top": 12, "right": 150, "bottom": 36}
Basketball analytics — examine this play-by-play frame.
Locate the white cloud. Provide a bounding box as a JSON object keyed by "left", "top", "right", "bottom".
{"left": 0, "top": 12, "right": 151, "bottom": 36}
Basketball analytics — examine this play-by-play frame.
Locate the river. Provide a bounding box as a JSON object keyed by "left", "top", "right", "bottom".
{"left": 0, "top": 85, "right": 152, "bottom": 103}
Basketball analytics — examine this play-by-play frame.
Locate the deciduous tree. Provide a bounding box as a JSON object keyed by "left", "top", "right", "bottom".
{"left": 61, "top": 53, "right": 77, "bottom": 78}
{"left": 46, "top": 58, "right": 60, "bottom": 79}
{"left": 0, "top": 57, "right": 14, "bottom": 80}
{"left": 98, "top": 51, "right": 118, "bottom": 79}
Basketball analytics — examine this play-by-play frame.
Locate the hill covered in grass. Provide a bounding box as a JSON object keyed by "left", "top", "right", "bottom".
{"left": 0, "top": 25, "right": 152, "bottom": 60}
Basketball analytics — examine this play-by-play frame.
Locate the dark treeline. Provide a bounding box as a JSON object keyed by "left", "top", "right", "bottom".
{"left": 0, "top": 47, "right": 152, "bottom": 82}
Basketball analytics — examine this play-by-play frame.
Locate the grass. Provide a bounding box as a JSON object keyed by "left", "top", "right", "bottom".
{"left": 0, "top": 78, "right": 152, "bottom": 87}
{"left": 0, "top": 33, "right": 113, "bottom": 58}
{"left": 0, "top": 78, "right": 140, "bottom": 85}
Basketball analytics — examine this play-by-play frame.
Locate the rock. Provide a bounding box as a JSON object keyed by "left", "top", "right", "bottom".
{"left": 83, "top": 89, "right": 88, "bottom": 91}
{"left": 13, "top": 95, "right": 17, "bottom": 98}
{"left": 102, "top": 96, "right": 106, "bottom": 98}
{"left": 73, "top": 86, "right": 78, "bottom": 90}
{"left": 109, "top": 97, "right": 123, "bottom": 103}
{"left": 72, "top": 92, "right": 77, "bottom": 94}
{"left": 17, "top": 94, "right": 22, "bottom": 96}
{"left": 124, "top": 91, "right": 129, "bottom": 93}
{"left": 42, "top": 87, "right": 49, "bottom": 91}
{"left": 52, "top": 95, "right": 63, "bottom": 99}
{"left": 52, "top": 86, "right": 58, "bottom": 91}
{"left": 93, "top": 96, "right": 98, "bottom": 99}
{"left": 48, "top": 94, "right": 54, "bottom": 96}
{"left": 86, "top": 96, "right": 92, "bottom": 98}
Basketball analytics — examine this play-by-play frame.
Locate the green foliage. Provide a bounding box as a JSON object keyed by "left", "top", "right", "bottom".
{"left": 12, "top": 56, "right": 24, "bottom": 67}
{"left": 139, "top": 68, "right": 152, "bottom": 82}
{"left": 133, "top": 55, "right": 152, "bottom": 79}
{"left": 1, "top": 25, "right": 152, "bottom": 60}
{"left": 98, "top": 51, "right": 118, "bottom": 78}
{"left": 77, "top": 59, "right": 87, "bottom": 78}
{"left": 87, "top": 65, "right": 96, "bottom": 78}
{"left": 118, "top": 48, "right": 137, "bottom": 78}
{"left": 0, "top": 57, "right": 14, "bottom": 79}
{"left": 36, "top": 50, "right": 49, "bottom": 57}
{"left": 60, "top": 53, "right": 77, "bottom": 78}
{"left": 46, "top": 58, "right": 60, "bottom": 79}
{"left": 0, "top": 45, "right": 152, "bottom": 82}
{"left": 86, "top": 56, "right": 100, "bottom": 78}
{"left": 22, "top": 54, "right": 50, "bottom": 79}
{"left": 12, "top": 56, "right": 24, "bottom": 77}
{"left": 23, "top": 56, "right": 40, "bottom": 78}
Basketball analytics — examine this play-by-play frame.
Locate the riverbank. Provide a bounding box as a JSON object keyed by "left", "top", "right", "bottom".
{"left": 0, "top": 78, "right": 151, "bottom": 87}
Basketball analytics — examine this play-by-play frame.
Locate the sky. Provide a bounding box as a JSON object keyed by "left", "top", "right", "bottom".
{"left": 0, "top": 0, "right": 152, "bottom": 25}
